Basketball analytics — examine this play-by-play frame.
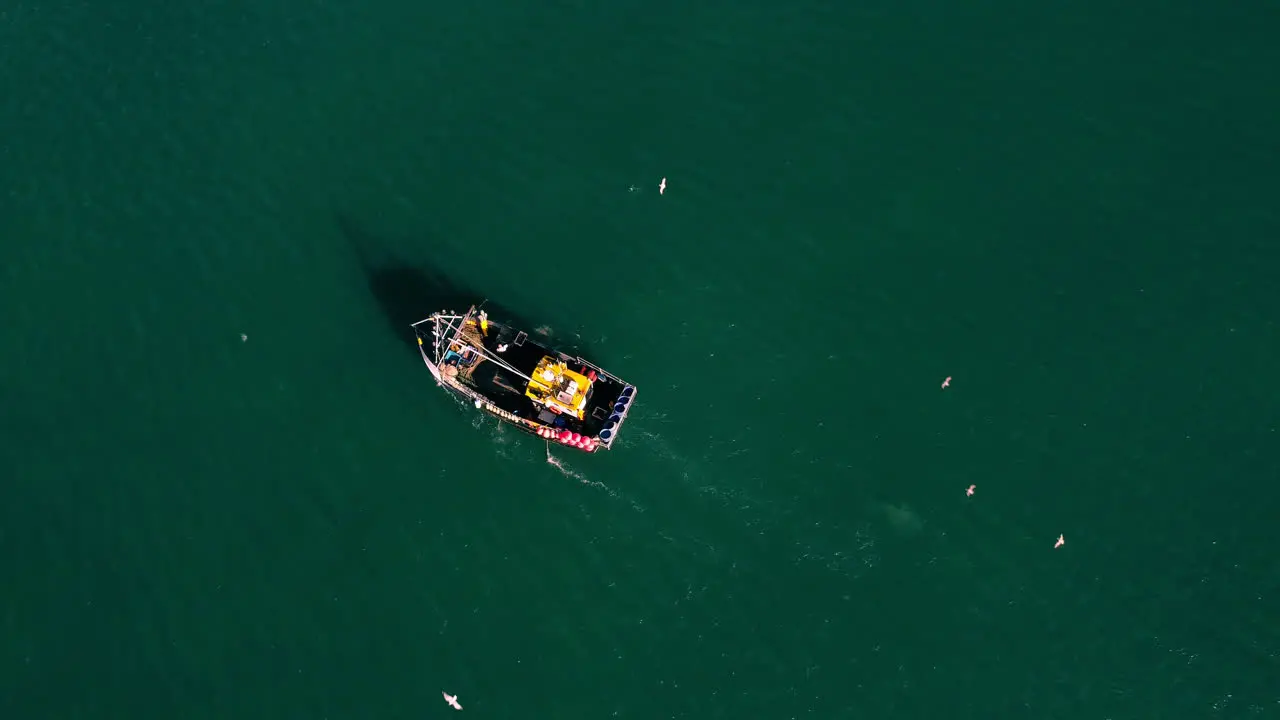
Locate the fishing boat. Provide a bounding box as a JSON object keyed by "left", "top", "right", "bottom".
{"left": 412, "top": 305, "right": 636, "bottom": 452}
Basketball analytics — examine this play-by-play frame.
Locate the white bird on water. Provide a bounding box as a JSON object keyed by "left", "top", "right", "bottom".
{"left": 442, "top": 691, "right": 463, "bottom": 711}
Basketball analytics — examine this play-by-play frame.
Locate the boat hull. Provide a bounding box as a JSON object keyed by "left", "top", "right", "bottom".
{"left": 412, "top": 306, "right": 636, "bottom": 453}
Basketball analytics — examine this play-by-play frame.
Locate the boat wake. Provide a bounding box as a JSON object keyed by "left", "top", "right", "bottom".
{"left": 544, "top": 442, "right": 615, "bottom": 492}
{"left": 544, "top": 444, "right": 651, "bottom": 514}
{"left": 626, "top": 422, "right": 882, "bottom": 580}
{"left": 543, "top": 442, "right": 582, "bottom": 478}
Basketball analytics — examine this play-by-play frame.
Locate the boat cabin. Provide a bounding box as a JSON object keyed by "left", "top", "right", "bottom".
{"left": 525, "top": 356, "right": 594, "bottom": 420}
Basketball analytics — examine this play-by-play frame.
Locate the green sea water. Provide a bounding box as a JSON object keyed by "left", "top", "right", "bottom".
{"left": 3, "top": 1, "right": 1278, "bottom": 718}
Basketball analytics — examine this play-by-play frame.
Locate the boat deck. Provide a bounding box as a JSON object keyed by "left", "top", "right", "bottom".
{"left": 460, "top": 320, "right": 629, "bottom": 439}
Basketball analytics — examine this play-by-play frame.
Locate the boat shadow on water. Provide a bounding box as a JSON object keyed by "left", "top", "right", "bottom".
{"left": 337, "top": 213, "right": 562, "bottom": 352}
{"left": 338, "top": 213, "right": 630, "bottom": 453}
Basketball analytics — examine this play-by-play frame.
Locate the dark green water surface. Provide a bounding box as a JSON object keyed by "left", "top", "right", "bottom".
{"left": 3, "top": 1, "right": 1278, "bottom": 718}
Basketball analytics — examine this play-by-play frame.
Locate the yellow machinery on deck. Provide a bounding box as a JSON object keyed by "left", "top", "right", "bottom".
{"left": 525, "top": 356, "right": 593, "bottom": 420}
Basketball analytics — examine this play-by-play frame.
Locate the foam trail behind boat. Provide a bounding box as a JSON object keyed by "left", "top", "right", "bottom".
{"left": 545, "top": 442, "right": 622, "bottom": 495}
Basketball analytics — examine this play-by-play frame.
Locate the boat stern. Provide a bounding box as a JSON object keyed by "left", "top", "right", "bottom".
{"left": 592, "top": 383, "right": 637, "bottom": 450}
